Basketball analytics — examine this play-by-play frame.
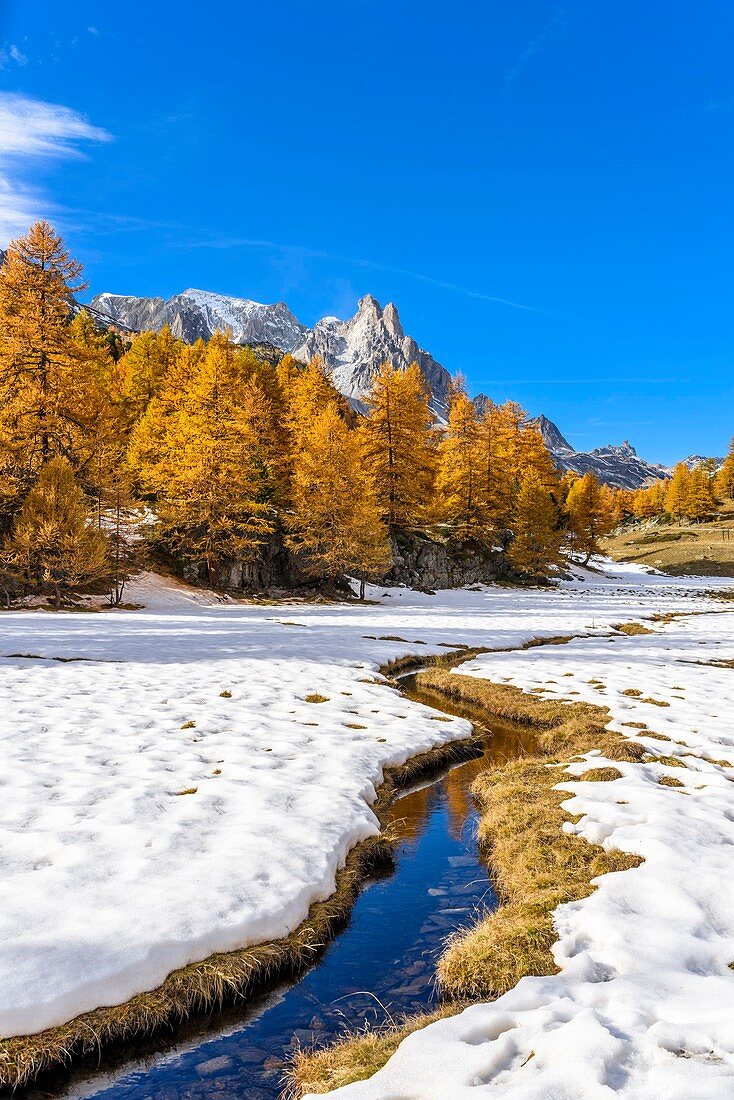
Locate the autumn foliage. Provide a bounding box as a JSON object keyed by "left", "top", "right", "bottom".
{"left": 5, "top": 220, "right": 706, "bottom": 604}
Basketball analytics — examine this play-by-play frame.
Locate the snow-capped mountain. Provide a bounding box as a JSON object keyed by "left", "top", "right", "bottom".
{"left": 84, "top": 283, "right": 677, "bottom": 487}
{"left": 531, "top": 415, "right": 669, "bottom": 489}
{"left": 292, "top": 295, "right": 452, "bottom": 417}
{"left": 89, "top": 289, "right": 308, "bottom": 351}
{"left": 681, "top": 454, "right": 725, "bottom": 471}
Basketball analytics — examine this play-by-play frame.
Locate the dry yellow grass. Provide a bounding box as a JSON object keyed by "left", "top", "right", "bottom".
{"left": 291, "top": 669, "right": 643, "bottom": 1096}
{"left": 612, "top": 621, "right": 655, "bottom": 636}
{"left": 287, "top": 1005, "right": 463, "bottom": 1097}
{"left": 602, "top": 508, "right": 734, "bottom": 578}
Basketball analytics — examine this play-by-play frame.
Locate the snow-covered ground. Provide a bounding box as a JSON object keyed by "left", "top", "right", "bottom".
{"left": 0, "top": 563, "right": 730, "bottom": 1058}
{"left": 318, "top": 574, "right": 734, "bottom": 1098}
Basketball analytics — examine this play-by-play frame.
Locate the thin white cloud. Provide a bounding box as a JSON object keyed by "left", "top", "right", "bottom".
{"left": 182, "top": 235, "right": 550, "bottom": 316}
{"left": 503, "top": 3, "right": 572, "bottom": 92}
{"left": 0, "top": 92, "right": 110, "bottom": 245}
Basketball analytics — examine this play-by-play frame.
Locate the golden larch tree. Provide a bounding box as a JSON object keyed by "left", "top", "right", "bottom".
{"left": 507, "top": 469, "right": 564, "bottom": 579}
{"left": 361, "top": 361, "right": 435, "bottom": 526}
{"left": 133, "top": 335, "right": 278, "bottom": 585}
{"left": 665, "top": 463, "right": 691, "bottom": 519}
{"left": 433, "top": 389, "right": 486, "bottom": 536}
{"left": 287, "top": 405, "right": 390, "bottom": 597}
{"left": 4, "top": 457, "right": 109, "bottom": 608}
{"left": 0, "top": 222, "right": 86, "bottom": 473}
{"left": 565, "top": 472, "right": 616, "bottom": 564}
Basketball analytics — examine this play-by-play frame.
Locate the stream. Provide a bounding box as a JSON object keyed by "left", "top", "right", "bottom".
{"left": 42, "top": 675, "right": 534, "bottom": 1100}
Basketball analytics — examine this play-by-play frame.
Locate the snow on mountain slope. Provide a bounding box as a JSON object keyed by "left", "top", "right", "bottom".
{"left": 532, "top": 414, "right": 669, "bottom": 489}
{"left": 292, "top": 294, "right": 452, "bottom": 417}
{"left": 89, "top": 289, "right": 308, "bottom": 351}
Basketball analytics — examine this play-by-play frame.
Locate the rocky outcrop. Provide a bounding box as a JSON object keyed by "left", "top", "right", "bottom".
{"left": 380, "top": 529, "right": 516, "bottom": 590}
{"left": 175, "top": 526, "right": 516, "bottom": 596}
{"left": 292, "top": 295, "right": 452, "bottom": 418}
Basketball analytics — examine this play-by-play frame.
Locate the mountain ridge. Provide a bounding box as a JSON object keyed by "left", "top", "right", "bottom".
{"left": 87, "top": 283, "right": 678, "bottom": 488}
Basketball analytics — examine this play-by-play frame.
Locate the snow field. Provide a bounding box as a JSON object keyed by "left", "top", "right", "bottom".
{"left": 317, "top": 591, "right": 734, "bottom": 1097}
{"left": 0, "top": 562, "right": 730, "bottom": 1050}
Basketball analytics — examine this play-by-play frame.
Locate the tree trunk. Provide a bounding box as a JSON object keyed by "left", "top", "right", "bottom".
{"left": 54, "top": 583, "right": 61, "bottom": 610}
{"left": 359, "top": 573, "right": 366, "bottom": 600}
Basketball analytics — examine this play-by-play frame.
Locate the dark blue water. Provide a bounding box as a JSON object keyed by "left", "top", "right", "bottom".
{"left": 57, "top": 685, "right": 530, "bottom": 1100}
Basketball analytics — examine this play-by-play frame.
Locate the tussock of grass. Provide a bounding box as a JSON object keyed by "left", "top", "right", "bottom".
{"left": 180, "top": 720, "right": 196, "bottom": 729}
{"left": 613, "top": 622, "right": 655, "bottom": 636}
{"left": 305, "top": 693, "right": 329, "bottom": 704}
{"left": 640, "top": 697, "right": 670, "bottom": 707}
{"left": 345, "top": 723, "right": 366, "bottom": 729}
{"left": 577, "top": 766, "right": 623, "bottom": 782}
{"left": 288, "top": 1005, "right": 463, "bottom": 1097}
{"left": 175, "top": 787, "right": 198, "bottom": 796}
{"left": 622, "top": 688, "right": 642, "bottom": 697}
{"left": 659, "top": 776, "right": 685, "bottom": 788}
{"left": 292, "top": 667, "right": 643, "bottom": 1095}
{"left": 646, "top": 753, "right": 686, "bottom": 768}
{"left": 219, "top": 690, "right": 232, "bottom": 698}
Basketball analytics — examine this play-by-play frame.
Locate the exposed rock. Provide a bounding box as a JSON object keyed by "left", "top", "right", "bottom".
{"left": 292, "top": 295, "right": 452, "bottom": 418}
{"left": 380, "top": 529, "right": 516, "bottom": 590}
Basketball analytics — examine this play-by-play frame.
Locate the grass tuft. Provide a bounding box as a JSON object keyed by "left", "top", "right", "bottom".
{"left": 305, "top": 694, "right": 329, "bottom": 704}
{"left": 577, "top": 766, "right": 623, "bottom": 782}
{"left": 613, "top": 622, "right": 655, "bottom": 636}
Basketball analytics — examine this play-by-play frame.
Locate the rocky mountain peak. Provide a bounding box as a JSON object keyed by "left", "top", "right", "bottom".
{"left": 535, "top": 415, "right": 668, "bottom": 489}
{"left": 292, "top": 295, "right": 451, "bottom": 417}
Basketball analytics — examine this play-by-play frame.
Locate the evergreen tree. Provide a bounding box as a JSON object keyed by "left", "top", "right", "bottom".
{"left": 507, "top": 470, "right": 564, "bottom": 579}
{"left": 4, "top": 457, "right": 109, "bottom": 608}
{"left": 287, "top": 406, "right": 390, "bottom": 597}
{"left": 361, "top": 361, "right": 435, "bottom": 526}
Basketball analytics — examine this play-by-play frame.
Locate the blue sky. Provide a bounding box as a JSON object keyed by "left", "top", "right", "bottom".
{"left": 1, "top": 1, "right": 733, "bottom": 464}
